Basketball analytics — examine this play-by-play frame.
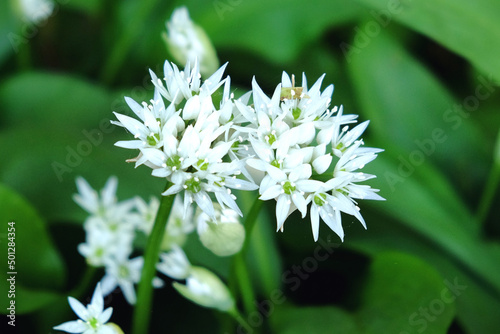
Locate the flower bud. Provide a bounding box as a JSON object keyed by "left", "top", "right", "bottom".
{"left": 163, "top": 7, "right": 219, "bottom": 77}
{"left": 197, "top": 207, "right": 245, "bottom": 257}
{"left": 14, "top": 0, "right": 54, "bottom": 24}
{"left": 173, "top": 266, "right": 234, "bottom": 311}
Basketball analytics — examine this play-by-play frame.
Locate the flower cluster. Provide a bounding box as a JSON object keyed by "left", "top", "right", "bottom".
{"left": 74, "top": 177, "right": 166, "bottom": 304}
{"left": 113, "top": 61, "right": 383, "bottom": 241}
{"left": 74, "top": 176, "right": 243, "bottom": 305}
{"left": 237, "top": 73, "right": 385, "bottom": 241}
{"left": 112, "top": 61, "right": 258, "bottom": 221}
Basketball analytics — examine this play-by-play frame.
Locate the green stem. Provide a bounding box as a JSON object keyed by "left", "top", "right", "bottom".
{"left": 99, "top": 0, "right": 158, "bottom": 85}
{"left": 70, "top": 266, "right": 97, "bottom": 298}
{"left": 476, "top": 130, "right": 500, "bottom": 225}
{"left": 132, "top": 184, "right": 175, "bottom": 334}
{"left": 228, "top": 307, "right": 252, "bottom": 333}
{"left": 17, "top": 42, "right": 32, "bottom": 71}
{"left": 231, "top": 198, "right": 263, "bottom": 319}
{"left": 476, "top": 165, "right": 500, "bottom": 225}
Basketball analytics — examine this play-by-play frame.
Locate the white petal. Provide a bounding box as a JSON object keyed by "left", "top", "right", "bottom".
{"left": 260, "top": 185, "right": 283, "bottom": 201}
{"left": 291, "top": 194, "right": 307, "bottom": 217}
{"left": 53, "top": 320, "right": 88, "bottom": 333}
{"left": 312, "top": 154, "right": 332, "bottom": 174}
{"left": 289, "top": 164, "right": 311, "bottom": 182}
{"left": 68, "top": 297, "right": 88, "bottom": 320}
{"left": 194, "top": 191, "right": 215, "bottom": 219}
{"left": 98, "top": 307, "right": 113, "bottom": 324}
{"left": 162, "top": 184, "right": 183, "bottom": 196}
{"left": 276, "top": 195, "right": 290, "bottom": 231}
{"left": 90, "top": 283, "right": 104, "bottom": 314}
{"left": 310, "top": 205, "right": 320, "bottom": 241}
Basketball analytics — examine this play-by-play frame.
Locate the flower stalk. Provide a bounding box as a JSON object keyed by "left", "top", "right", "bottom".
{"left": 231, "top": 198, "right": 263, "bottom": 320}
{"left": 131, "top": 183, "right": 175, "bottom": 334}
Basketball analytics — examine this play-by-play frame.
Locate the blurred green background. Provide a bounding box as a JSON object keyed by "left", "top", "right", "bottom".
{"left": 1, "top": 0, "right": 499, "bottom": 333}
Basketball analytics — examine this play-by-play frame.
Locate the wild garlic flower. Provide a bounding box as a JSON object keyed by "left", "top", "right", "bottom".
{"left": 53, "top": 283, "right": 121, "bottom": 334}
{"left": 74, "top": 177, "right": 136, "bottom": 267}
{"left": 163, "top": 7, "right": 219, "bottom": 77}
{"left": 157, "top": 245, "right": 192, "bottom": 280}
{"left": 74, "top": 177, "right": 165, "bottom": 305}
{"left": 16, "top": 0, "right": 54, "bottom": 24}
{"left": 237, "top": 72, "right": 384, "bottom": 241}
{"left": 113, "top": 60, "right": 258, "bottom": 220}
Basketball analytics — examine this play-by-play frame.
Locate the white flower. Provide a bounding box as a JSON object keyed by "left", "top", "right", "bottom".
{"left": 114, "top": 62, "right": 257, "bottom": 219}
{"left": 100, "top": 256, "right": 163, "bottom": 305}
{"left": 306, "top": 141, "right": 385, "bottom": 241}
{"left": 245, "top": 72, "right": 383, "bottom": 240}
{"left": 17, "top": 0, "right": 54, "bottom": 24}
{"left": 53, "top": 283, "right": 119, "bottom": 334}
{"left": 73, "top": 177, "right": 135, "bottom": 222}
{"left": 78, "top": 218, "right": 134, "bottom": 267}
{"left": 164, "top": 7, "right": 219, "bottom": 77}
{"left": 259, "top": 164, "right": 323, "bottom": 231}
{"left": 157, "top": 245, "right": 191, "bottom": 280}
{"left": 173, "top": 266, "right": 234, "bottom": 312}
{"left": 150, "top": 60, "right": 227, "bottom": 105}
{"left": 280, "top": 72, "right": 333, "bottom": 125}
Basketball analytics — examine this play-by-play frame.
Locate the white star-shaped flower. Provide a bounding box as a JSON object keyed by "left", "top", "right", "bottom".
{"left": 53, "top": 283, "right": 117, "bottom": 334}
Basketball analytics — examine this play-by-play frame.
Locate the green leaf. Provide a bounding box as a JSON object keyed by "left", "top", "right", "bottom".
{"left": 0, "top": 1, "right": 21, "bottom": 67}
{"left": 365, "top": 154, "right": 500, "bottom": 297}
{"left": 270, "top": 252, "right": 454, "bottom": 334}
{"left": 181, "top": 0, "right": 360, "bottom": 64}
{"left": 0, "top": 72, "right": 113, "bottom": 129}
{"left": 355, "top": 0, "right": 500, "bottom": 82}
{"left": 244, "top": 196, "right": 283, "bottom": 296}
{"left": 347, "top": 28, "right": 489, "bottom": 184}
{"left": 63, "top": 0, "right": 102, "bottom": 16}
{"left": 346, "top": 29, "right": 500, "bottom": 297}
{"left": 357, "top": 252, "right": 455, "bottom": 334}
{"left": 0, "top": 284, "right": 61, "bottom": 314}
{"left": 347, "top": 215, "right": 500, "bottom": 334}
{"left": 271, "top": 305, "right": 359, "bottom": 334}
{"left": 0, "top": 125, "right": 163, "bottom": 223}
{"left": 0, "top": 184, "right": 65, "bottom": 314}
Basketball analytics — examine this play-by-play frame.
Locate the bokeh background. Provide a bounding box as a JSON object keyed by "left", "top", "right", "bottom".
{"left": 1, "top": 0, "right": 499, "bottom": 333}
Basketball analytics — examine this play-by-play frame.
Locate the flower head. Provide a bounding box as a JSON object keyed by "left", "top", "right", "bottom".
{"left": 53, "top": 283, "right": 121, "bottom": 334}
{"left": 113, "top": 61, "right": 257, "bottom": 219}
{"left": 242, "top": 72, "right": 384, "bottom": 241}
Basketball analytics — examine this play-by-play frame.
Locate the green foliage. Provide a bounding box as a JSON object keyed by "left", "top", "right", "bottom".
{"left": 1, "top": 0, "right": 499, "bottom": 332}
{"left": 356, "top": 0, "right": 500, "bottom": 82}
{"left": 0, "top": 184, "right": 64, "bottom": 314}
{"left": 271, "top": 252, "right": 455, "bottom": 334}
